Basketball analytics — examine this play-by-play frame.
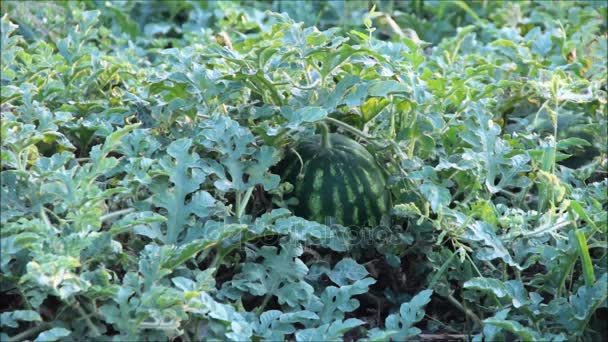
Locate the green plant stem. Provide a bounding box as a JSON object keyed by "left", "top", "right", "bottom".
{"left": 574, "top": 229, "right": 596, "bottom": 286}
{"left": 465, "top": 253, "right": 502, "bottom": 307}
{"left": 235, "top": 191, "right": 241, "bottom": 215}
{"left": 446, "top": 293, "right": 482, "bottom": 329}
{"left": 17, "top": 287, "right": 32, "bottom": 311}
{"left": 425, "top": 314, "right": 462, "bottom": 334}
{"left": 73, "top": 299, "right": 101, "bottom": 337}
{"left": 428, "top": 250, "right": 457, "bottom": 289}
{"left": 520, "top": 217, "right": 570, "bottom": 238}
{"left": 256, "top": 293, "right": 273, "bottom": 315}
{"left": 100, "top": 208, "right": 135, "bottom": 222}
{"left": 236, "top": 187, "right": 255, "bottom": 219}
{"left": 192, "top": 317, "right": 201, "bottom": 341}
{"left": 557, "top": 254, "right": 578, "bottom": 297}
{"left": 581, "top": 294, "right": 608, "bottom": 335}
{"left": 290, "top": 147, "right": 305, "bottom": 178}
{"left": 323, "top": 117, "right": 380, "bottom": 147}
{"left": 181, "top": 330, "right": 192, "bottom": 342}
{"left": 389, "top": 96, "right": 396, "bottom": 137}
{"left": 211, "top": 231, "right": 278, "bottom": 277}
{"left": 8, "top": 322, "right": 51, "bottom": 342}
{"left": 39, "top": 207, "right": 56, "bottom": 233}
{"left": 43, "top": 207, "right": 65, "bottom": 224}
{"left": 209, "top": 252, "right": 222, "bottom": 270}
{"left": 551, "top": 94, "right": 559, "bottom": 175}
{"left": 318, "top": 122, "right": 332, "bottom": 149}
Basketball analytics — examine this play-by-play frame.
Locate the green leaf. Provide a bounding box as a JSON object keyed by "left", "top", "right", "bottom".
{"left": 569, "top": 200, "right": 599, "bottom": 232}
{"left": 268, "top": 216, "right": 350, "bottom": 252}
{"left": 531, "top": 31, "right": 553, "bottom": 57}
{"left": 295, "top": 318, "right": 364, "bottom": 342}
{"left": 327, "top": 258, "right": 369, "bottom": 286}
{"left": 361, "top": 97, "right": 390, "bottom": 123}
{"left": 34, "top": 327, "right": 72, "bottom": 342}
{"left": 309, "top": 44, "right": 359, "bottom": 80}
{"left": 162, "top": 224, "right": 247, "bottom": 269}
{"left": 0, "top": 310, "right": 42, "bottom": 328}
{"left": 464, "top": 278, "right": 529, "bottom": 308}
{"left": 197, "top": 115, "right": 280, "bottom": 192}
{"left": 474, "top": 309, "right": 509, "bottom": 342}
{"left": 254, "top": 310, "right": 296, "bottom": 340}
{"left": 151, "top": 138, "right": 217, "bottom": 243}
{"left": 483, "top": 318, "right": 539, "bottom": 341}
{"left": 315, "top": 277, "right": 376, "bottom": 322}
{"left": 226, "top": 244, "right": 314, "bottom": 307}
{"left": 573, "top": 229, "right": 595, "bottom": 286}
{"left": 368, "top": 80, "right": 410, "bottom": 97}
{"left": 385, "top": 289, "right": 433, "bottom": 340}
{"left": 452, "top": 1, "right": 484, "bottom": 25}
{"left": 283, "top": 106, "right": 329, "bottom": 128}
{"left": 464, "top": 277, "right": 509, "bottom": 297}
{"left": 363, "top": 328, "right": 399, "bottom": 342}
{"left": 419, "top": 183, "right": 451, "bottom": 212}
{"left": 557, "top": 137, "right": 591, "bottom": 150}
{"left": 462, "top": 221, "right": 521, "bottom": 269}
{"left": 102, "top": 124, "right": 139, "bottom": 156}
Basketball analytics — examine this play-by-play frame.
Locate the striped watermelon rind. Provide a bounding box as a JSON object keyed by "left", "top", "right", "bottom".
{"left": 281, "top": 132, "right": 392, "bottom": 228}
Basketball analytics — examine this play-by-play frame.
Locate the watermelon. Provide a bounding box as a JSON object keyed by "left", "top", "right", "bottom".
{"left": 280, "top": 127, "right": 391, "bottom": 228}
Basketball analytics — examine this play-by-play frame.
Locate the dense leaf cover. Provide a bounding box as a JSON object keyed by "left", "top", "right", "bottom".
{"left": 1, "top": 1, "right": 606, "bottom": 341}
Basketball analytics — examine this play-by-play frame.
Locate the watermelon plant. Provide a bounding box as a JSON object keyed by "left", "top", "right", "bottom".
{"left": 280, "top": 123, "right": 392, "bottom": 228}
{"left": 1, "top": 1, "right": 606, "bottom": 341}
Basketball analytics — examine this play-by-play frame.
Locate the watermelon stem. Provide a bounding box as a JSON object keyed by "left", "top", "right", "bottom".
{"left": 290, "top": 147, "right": 305, "bottom": 179}
{"left": 324, "top": 117, "right": 381, "bottom": 147}
{"left": 236, "top": 187, "right": 255, "bottom": 218}
{"left": 318, "top": 122, "right": 332, "bottom": 149}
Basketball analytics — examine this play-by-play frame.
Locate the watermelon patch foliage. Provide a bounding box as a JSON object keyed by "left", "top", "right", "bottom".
{"left": 1, "top": 1, "right": 606, "bottom": 341}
